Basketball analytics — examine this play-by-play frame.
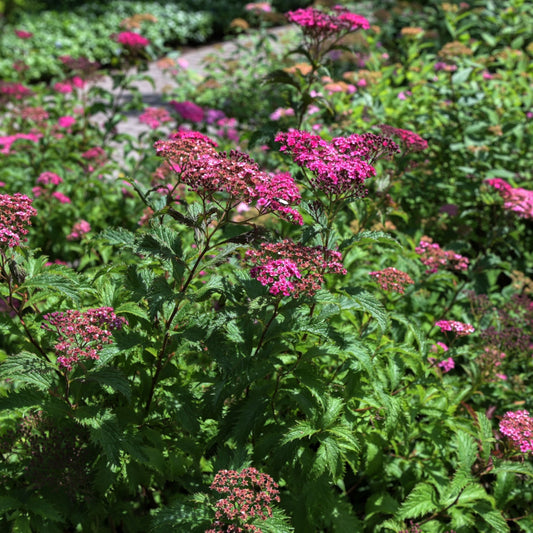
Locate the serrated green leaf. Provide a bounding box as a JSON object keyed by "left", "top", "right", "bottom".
{"left": 473, "top": 504, "right": 510, "bottom": 533}
{"left": 344, "top": 288, "right": 389, "bottom": 331}
{"left": 85, "top": 367, "right": 131, "bottom": 400}
{"left": 100, "top": 227, "right": 136, "bottom": 247}
{"left": 340, "top": 230, "right": 401, "bottom": 251}
{"left": 21, "top": 272, "right": 80, "bottom": 303}
{"left": 0, "top": 495, "right": 20, "bottom": 514}
{"left": 455, "top": 430, "right": 477, "bottom": 471}
{"left": 312, "top": 436, "right": 342, "bottom": 479}
{"left": 397, "top": 483, "right": 439, "bottom": 519}
{"left": 115, "top": 301, "right": 148, "bottom": 320}
{"left": 282, "top": 421, "right": 319, "bottom": 444}
{"left": 0, "top": 352, "right": 57, "bottom": 391}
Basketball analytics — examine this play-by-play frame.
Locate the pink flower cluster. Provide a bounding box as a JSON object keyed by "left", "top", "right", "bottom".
{"left": 275, "top": 130, "right": 398, "bottom": 199}
{"left": 0, "top": 193, "right": 37, "bottom": 248}
{"left": 415, "top": 236, "right": 469, "bottom": 274}
{"left": 53, "top": 77, "right": 85, "bottom": 94}
{"left": 20, "top": 106, "right": 49, "bottom": 124}
{"left": 247, "top": 240, "right": 346, "bottom": 297}
{"left": 206, "top": 467, "right": 280, "bottom": 533}
{"left": 378, "top": 124, "right": 428, "bottom": 152}
{"left": 170, "top": 100, "right": 204, "bottom": 123}
{"left": 67, "top": 220, "right": 91, "bottom": 241}
{"left": 0, "top": 81, "right": 33, "bottom": 101}
{"left": 139, "top": 107, "right": 172, "bottom": 129}
{"left": 42, "top": 307, "right": 127, "bottom": 371}
{"left": 286, "top": 6, "right": 370, "bottom": 37}
{"left": 82, "top": 146, "right": 107, "bottom": 172}
{"left": 499, "top": 410, "right": 533, "bottom": 453}
{"left": 0, "top": 132, "right": 41, "bottom": 154}
{"left": 115, "top": 31, "right": 150, "bottom": 48}
{"left": 486, "top": 178, "right": 533, "bottom": 220}
{"left": 37, "top": 172, "right": 63, "bottom": 186}
{"left": 435, "top": 320, "right": 475, "bottom": 336}
{"left": 155, "top": 132, "right": 302, "bottom": 223}
{"left": 245, "top": 2, "right": 272, "bottom": 13}
{"left": 369, "top": 267, "right": 414, "bottom": 294}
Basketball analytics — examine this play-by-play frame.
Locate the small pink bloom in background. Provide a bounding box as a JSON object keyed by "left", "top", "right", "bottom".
{"left": 32, "top": 186, "right": 44, "bottom": 197}
{"left": 235, "top": 202, "right": 250, "bottom": 213}
{"left": 206, "top": 109, "right": 226, "bottom": 124}
{"left": 435, "top": 320, "right": 475, "bottom": 336}
{"left": 527, "top": 111, "right": 533, "bottom": 119}
{"left": 139, "top": 107, "right": 172, "bottom": 129}
{"left": 71, "top": 76, "right": 85, "bottom": 89}
{"left": 357, "top": 78, "right": 367, "bottom": 87}
{"left": 416, "top": 236, "right": 469, "bottom": 273}
{"left": 499, "top": 410, "right": 533, "bottom": 453}
{"left": 0, "top": 81, "right": 33, "bottom": 100}
{"left": 67, "top": 220, "right": 91, "bottom": 240}
{"left": 169, "top": 100, "right": 204, "bottom": 122}
{"left": 58, "top": 116, "right": 76, "bottom": 128}
{"left": 398, "top": 91, "right": 407, "bottom": 100}
{"left": 54, "top": 81, "right": 73, "bottom": 94}
{"left": 482, "top": 71, "right": 494, "bottom": 80}
{"left": 82, "top": 146, "right": 107, "bottom": 172}
{"left": 496, "top": 373, "right": 507, "bottom": 380}
{"left": 269, "top": 107, "right": 296, "bottom": 121}
{"left": 176, "top": 57, "right": 189, "bottom": 69}
{"left": 19, "top": 106, "right": 49, "bottom": 124}
{"left": 37, "top": 172, "right": 63, "bottom": 186}
{"left": 369, "top": 267, "right": 414, "bottom": 294}
{"left": 438, "top": 357, "right": 455, "bottom": 373}
{"left": 0, "top": 182, "right": 5, "bottom": 187}
{"left": 485, "top": 178, "right": 533, "bottom": 220}
{"left": 52, "top": 191, "right": 71, "bottom": 204}
{"left": 115, "top": 31, "right": 150, "bottom": 48}
{"left": 245, "top": 2, "right": 272, "bottom": 12}
{"left": 431, "top": 341, "right": 449, "bottom": 353}
{"left": 307, "top": 104, "right": 320, "bottom": 116}
{"left": 0, "top": 193, "right": 37, "bottom": 248}
{"left": 14, "top": 29, "right": 33, "bottom": 39}
{"left": 379, "top": 124, "right": 428, "bottom": 152}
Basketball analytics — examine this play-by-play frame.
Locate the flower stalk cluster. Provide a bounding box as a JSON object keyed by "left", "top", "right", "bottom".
{"left": 247, "top": 239, "right": 346, "bottom": 297}
{"left": 416, "top": 236, "right": 469, "bottom": 274}
{"left": 499, "top": 410, "right": 533, "bottom": 453}
{"left": 206, "top": 467, "right": 280, "bottom": 533}
{"left": 0, "top": 193, "right": 37, "bottom": 248}
{"left": 369, "top": 267, "right": 414, "bottom": 294}
{"left": 42, "top": 307, "right": 127, "bottom": 371}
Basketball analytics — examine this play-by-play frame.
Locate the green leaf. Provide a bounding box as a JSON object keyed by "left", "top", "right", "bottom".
{"left": 282, "top": 421, "right": 319, "bottom": 443}
{"left": 0, "top": 495, "right": 20, "bottom": 514}
{"left": 343, "top": 288, "right": 389, "bottom": 332}
{"left": 21, "top": 272, "right": 80, "bottom": 303}
{"left": 0, "top": 352, "right": 57, "bottom": 391}
{"left": 115, "top": 301, "right": 148, "bottom": 320}
{"left": 340, "top": 230, "right": 401, "bottom": 251}
{"left": 397, "top": 483, "right": 439, "bottom": 519}
{"left": 473, "top": 503, "right": 510, "bottom": 533}
{"left": 100, "top": 227, "right": 136, "bottom": 247}
{"left": 312, "top": 436, "right": 342, "bottom": 479}
{"left": 85, "top": 367, "right": 131, "bottom": 400}
{"left": 455, "top": 430, "right": 477, "bottom": 471}
{"left": 452, "top": 67, "right": 473, "bottom": 84}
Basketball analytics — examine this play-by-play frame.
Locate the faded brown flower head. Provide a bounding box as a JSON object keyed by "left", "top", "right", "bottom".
{"left": 438, "top": 41, "right": 473, "bottom": 60}
{"left": 401, "top": 26, "right": 424, "bottom": 37}
{"left": 120, "top": 13, "right": 158, "bottom": 29}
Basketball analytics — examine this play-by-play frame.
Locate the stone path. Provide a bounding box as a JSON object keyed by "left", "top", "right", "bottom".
{"left": 91, "top": 26, "right": 296, "bottom": 139}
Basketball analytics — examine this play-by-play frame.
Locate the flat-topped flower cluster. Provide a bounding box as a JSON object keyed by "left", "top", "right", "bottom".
{"left": 42, "top": 307, "right": 127, "bottom": 371}
{"left": 247, "top": 240, "right": 347, "bottom": 297}
{"left": 0, "top": 193, "right": 37, "bottom": 248}
{"left": 155, "top": 131, "right": 302, "bottom": 224}
{"left": 275, "top": 130, "right": 399, "bottom": 200}
{"left": 206, "top": 467, "right": 280, "bottom": 533}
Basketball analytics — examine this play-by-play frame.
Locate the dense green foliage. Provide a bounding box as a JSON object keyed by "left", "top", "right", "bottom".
{"left": 1, "top": 0, "right": 532, "bottom": 531}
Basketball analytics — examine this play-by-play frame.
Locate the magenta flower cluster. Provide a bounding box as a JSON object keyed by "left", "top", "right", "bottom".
{"left": 486, "top": 178, "right": 533, "bottom": 220}
{"left": 369, "top": 267, "right": 414, "bottom": 294}
{"left": 0, "top": 193, "right": 37, "bottom": 248}
{"left": 206, "top": 467, "right": 280, "bottom": 533}
{"left": 276, "top": 130, "right": 398, "bottom": 200}
{"left": 170, "top": 100, "right": 205, "bottom": 123}
{"left": 139, "top": 107, "right": 172, "bottom": 129}
{"left": 115, "top": 31, "right": 150, "bottom": 48}
{"left": 42, "top": 307, "right": 127, "bottom": 371}
{"left": 435, "top": 320, "right": 475, "bottom": 336}
{"left": 378, "top": 124, "right": 428, "bottom": 152}
{"left": 499, "top": 410, "right": 533, "bottom": 453}
{"left": 416, "top": 236, "right": 469, "bottom": 274}
{"left": 286, "top": 6, "right": 370, "bottom": 38}
{"left": 247, "top": 240, "right": 346, "bottom": 297}
{"left": 67, "top": 220, "right": 91, "bottom": 241}
{"left": 155, "top": 132, "right": 302, "bottom": 223}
